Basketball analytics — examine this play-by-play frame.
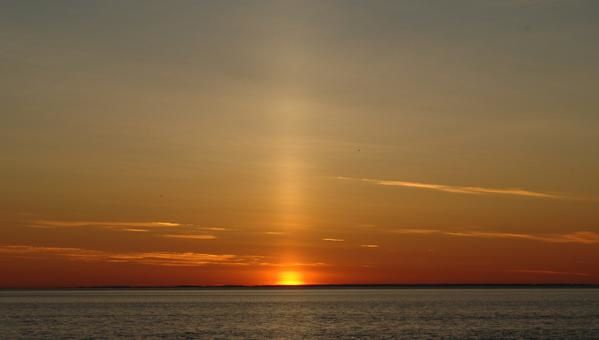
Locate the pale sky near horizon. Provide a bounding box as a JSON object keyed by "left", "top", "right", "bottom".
{"left": 1, "top": 0, "right": 599, "bottom": 287}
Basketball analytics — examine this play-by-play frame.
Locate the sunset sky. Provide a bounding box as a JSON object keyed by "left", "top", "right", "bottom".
{"left": 2, "top": 0, "right": 599, "bottom": 288}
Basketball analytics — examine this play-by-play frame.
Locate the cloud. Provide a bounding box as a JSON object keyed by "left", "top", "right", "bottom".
{"left": 0, "top": 245, "right": 103, "bottom": 260}
{"left": 265, "top": 231, "right": 286, "bottom": 235}
{"left": 360, "top": 244, "right": 379, "bottom": 248}
{"left": 31, "top": 220, "right": 233, "bottom": 235}
{"left": 445, "top": 231, "right": 599, "bottom": 244}
{"left": 394, "top": 228, "right": 599, "bottom": 245}
{"left": 108, "top": 252, "right": 249, "bottom": 267}
{"left": 322, "top": 238, "right": 344, "bottom": 242}
{"left": 0, "top": 245, "right": 261, "bottom": 267}
{"left": 31, "top": 220, "right": 182, "bottom": 229}
{"left": 394, "top": 228, "right": 441, "bottom": 235}
{"left": 509, "top": 269, "right": 590, "bottom": 277}
{"left": 337, "top": 177, "right": 572, "bottom": 200}
{"left": 202, "top": 227, "right": 227, "bottom": 231}
{"left": 162, "top": 234, "right": 217, "bottom": 240}
{"left": 555, "top": 232, "right": 599, "bottom": 244}
{"left": 258, "top": 262, "right": 328, "bottom": 267}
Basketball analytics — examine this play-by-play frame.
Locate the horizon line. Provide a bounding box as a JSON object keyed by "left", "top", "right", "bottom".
{"left": 2, "top": 283, "right": 599, "bottom": 290}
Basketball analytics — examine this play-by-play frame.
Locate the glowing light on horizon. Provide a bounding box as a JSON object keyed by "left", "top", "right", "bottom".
{"left": 277, "top": 271, "right": 304, "bottom": 285}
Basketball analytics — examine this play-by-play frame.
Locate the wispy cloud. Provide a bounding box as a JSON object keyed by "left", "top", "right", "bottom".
{"left": 31, "top": 220, "right": 183, "bottom": 229}
{"left": 322, "top": 238, "right": 344, "bottom": 242}
{"left": 360, "top": 244, "right": 379, "bottom": 248}
{"left": 509, "top": 269, "right": 590, "bottom": 277}
{"left": 445, "top": 231, "right": 599, "bottom": 244}
{"left": 337, "top": 177, "right": 572, "bottom": 200}
{"left": 394, "top": 228, "right": 599, "bottom": 245}
{"left": 258, "top": 262, "right": 328, "bottom": 267}
{"left": 394, "top": 228, "right": 441, "bottom": 235}
{"left": 109, "top": 252, "right": 249, "bottom": 267}
{"left": 0, "top": 245, "right": 262, "bottom": 267}
{"left": 0, "top": 245, "right": 103, "bottom": 260}
{"left": 162, "top": 234, "right": 217, "bottom": 240}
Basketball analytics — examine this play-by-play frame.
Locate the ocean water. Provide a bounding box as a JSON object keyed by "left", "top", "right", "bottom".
{"left": 1, "top": 288, "right": 598, "bottom": 339}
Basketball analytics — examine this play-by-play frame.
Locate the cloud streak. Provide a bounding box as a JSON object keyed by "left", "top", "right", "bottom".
{"left": 0, "top": 245, "right": 262, "bottom": 267}
{"left": 394, "top": 229, "right": 599, "bottom": 244}
{"left": 258, "top": 262, "right": 328, "bottom": 267}
{"left": 31, "top": 220, "right": 183, "bottom": 229}
{"left": 265, "top": 231, "right": 286, "bottom": 235}
{"left": 338, "top": 177, "right": 572, "bottom": 200}
{"left": 394, "top": 228, "right": 441, "bottom": 235}
{"left": 202, "top": 227, "right": 228, "bottom": 231}
{"left": 162, "top": 234, "right": 217, "bottom": 240}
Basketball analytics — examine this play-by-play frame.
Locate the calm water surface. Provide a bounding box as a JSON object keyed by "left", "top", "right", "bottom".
{"left": 1, "top": 288, "right": 598, "bottom": 339}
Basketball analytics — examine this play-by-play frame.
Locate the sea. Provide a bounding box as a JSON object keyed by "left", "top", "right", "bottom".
{"left": 1, "top": 288, "right": 598, "bottom": 339}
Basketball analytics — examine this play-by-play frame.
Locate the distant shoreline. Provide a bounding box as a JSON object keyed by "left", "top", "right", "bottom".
{"left": 2, "top": 284, "right": 598, "bottom": 290}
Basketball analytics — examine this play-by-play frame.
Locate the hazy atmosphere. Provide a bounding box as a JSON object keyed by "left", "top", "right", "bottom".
{"left": 2, "top": 0, "right": 599, "bottom": 287}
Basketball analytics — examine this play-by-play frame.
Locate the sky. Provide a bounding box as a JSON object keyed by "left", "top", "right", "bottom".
{"left": 1, "top": 0, "right": 599, "bottom": 287}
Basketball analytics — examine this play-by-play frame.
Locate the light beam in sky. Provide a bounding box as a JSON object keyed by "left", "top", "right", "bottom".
{"left": 266, "top": 2, "right": 314, "bottom": 272}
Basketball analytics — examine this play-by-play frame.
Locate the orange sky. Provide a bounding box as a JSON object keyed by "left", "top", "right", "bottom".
{"left": 1, "top": 1, "right": 599, "bottom": 287}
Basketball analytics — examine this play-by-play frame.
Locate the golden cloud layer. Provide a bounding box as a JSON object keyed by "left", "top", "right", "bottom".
{"left": 0, "top": 245, "right": 261, "bottom": 267}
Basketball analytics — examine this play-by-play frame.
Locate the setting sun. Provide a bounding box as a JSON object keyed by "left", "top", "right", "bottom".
{"left": 277, "top": 271, "right": 304, "bottom": 286}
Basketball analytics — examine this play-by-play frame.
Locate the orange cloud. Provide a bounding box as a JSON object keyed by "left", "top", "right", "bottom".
{"left": 258, "top": 262, "right": 328, "bottom": 267}
{"left": 0, "top": 245, "right": 103, "bottom": 260}
{"left": 31, "top": 220, "right": 182, "bottom": 229}
{"left": 394, "top": 228, "right": 599, "bottom": 244}
{"left": 202, "top": 227, "right": 228, "bottom": 231}
{"left": 338, "top": 177, "right": 572, "bottom": 200}
{"left": 394, "top": 228, "right": 441, "bottom": 235}
{"left": 108, "top": 252, "right": 251, "bottom": 267}
{"left": 322, "top": 238, "right": 344, "bottom": 242}
{"left": 0, "top": 245, "right": 262, "bottom": 267}
{"left": 445, "top": 231, "right": 599, "bottom": 244}
{"left": 161, "top": 234, "right": 217, "bottom": 240}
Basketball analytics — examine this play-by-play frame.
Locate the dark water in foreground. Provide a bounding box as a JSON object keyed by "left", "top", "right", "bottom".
{"left": 1, "top": 288, "right": 598, "bottom": 339}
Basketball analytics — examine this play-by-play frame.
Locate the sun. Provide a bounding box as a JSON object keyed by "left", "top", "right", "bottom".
{"left": 277, "top": 271, "right": 304, "bottom": 285}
